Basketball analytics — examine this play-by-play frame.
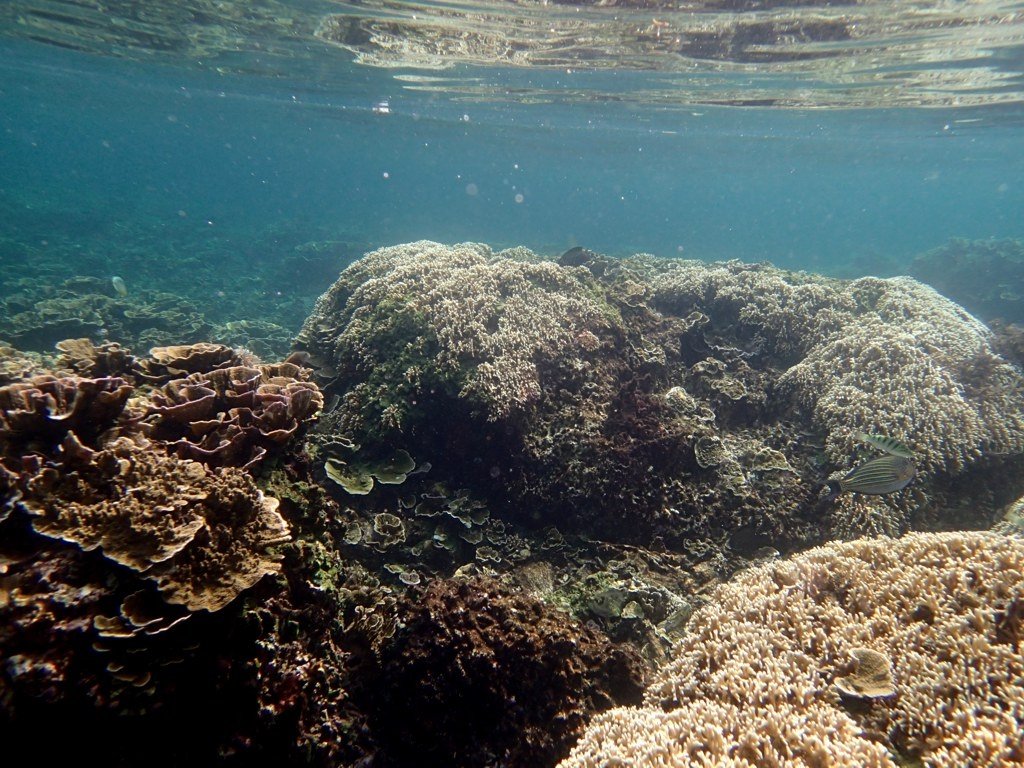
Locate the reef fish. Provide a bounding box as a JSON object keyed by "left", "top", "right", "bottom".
{"left": 825, "top": 455, "right": 916, "bottom": 502}
{"left": 111, "top": 275, "right": 128, "bottom": 297}
{"left": 855, "top": 431, "right": 913, "bottom": 458}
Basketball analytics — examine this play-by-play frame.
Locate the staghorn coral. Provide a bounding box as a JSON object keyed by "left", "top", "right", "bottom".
{"left": 362, "top": 576, "right": 646, "bottom": 767}
{"left": 23, "top": 436, "right": 290, "bottom": 612}
{"left": 561, "top": 531, "right": 1024, "bottom": 768}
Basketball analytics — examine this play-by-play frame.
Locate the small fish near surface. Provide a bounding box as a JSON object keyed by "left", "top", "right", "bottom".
{"left": 855, "top": 431, "right": 914, "bottom": 458}
{"left": 824, "top": 455, "right": 916, "bottom": 502}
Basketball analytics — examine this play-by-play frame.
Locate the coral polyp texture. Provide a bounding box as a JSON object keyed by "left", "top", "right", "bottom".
{"left": 560, "top": 531, "right": 1024, "bottom": 768}
{"left": 298, "top": 243, "right": 1024, "bottom": 544}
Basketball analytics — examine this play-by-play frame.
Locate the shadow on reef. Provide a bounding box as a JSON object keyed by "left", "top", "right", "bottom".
{"left": 3, "top": 238, "right": 1024, "bottom": 767}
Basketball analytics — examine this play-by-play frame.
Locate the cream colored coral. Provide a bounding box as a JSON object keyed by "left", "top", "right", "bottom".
{"left": 646, "top": 257, "right": 1024, "bottom": 475}
{"left": 561, "top": 532, "right": 1024, "bottom": 768}
{"left": 302, "top": 241, "right": 608, "bottom": 420}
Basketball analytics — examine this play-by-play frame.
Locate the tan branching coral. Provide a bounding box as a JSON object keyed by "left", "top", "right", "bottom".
{"left": 296, "top": 240, "right": 609, "bottom": 422}
{"left": 561, "top": 532, "right": 1024, "bottom": 768}
{"left": 23, "top": 436, "right": 289, "bottom": 612}
{"left": 648, "top": 259, "right": 1024, "bottom": 476}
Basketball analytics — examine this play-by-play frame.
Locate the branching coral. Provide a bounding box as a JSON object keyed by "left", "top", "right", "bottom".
{"left": 561, "top": 531, "right": 1024, "bottom": 768}
{"left": 778, "top": 277, "right": 1024, "bottom": 475}
{"left": 647, "top": 257, "right": 1024, "bottom": 477}
{"left": 295, "top": 240, "right": 611, "bottom": 425}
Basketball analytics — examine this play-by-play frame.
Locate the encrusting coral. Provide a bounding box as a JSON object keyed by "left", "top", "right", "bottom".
{"left": 560, "top": 531, "right": 1024, "bottom": 768}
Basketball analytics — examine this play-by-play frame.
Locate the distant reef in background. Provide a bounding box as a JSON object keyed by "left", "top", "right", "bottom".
{"left": 1, "top": 239, "right": 1023, "bottom": 766}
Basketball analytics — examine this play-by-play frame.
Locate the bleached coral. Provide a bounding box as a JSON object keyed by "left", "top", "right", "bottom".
{"left": 561, "top": 531, "right": 1024, "bottom": 768}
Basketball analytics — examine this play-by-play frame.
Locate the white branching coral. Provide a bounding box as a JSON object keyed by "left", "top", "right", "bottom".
{"left": 561, "top": 531, "right": 1024, "bottom": 768}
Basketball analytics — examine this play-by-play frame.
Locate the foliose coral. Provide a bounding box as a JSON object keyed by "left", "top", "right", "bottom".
{"left": 561, "top": 531, "right": 1024, "bottom": 768}
{"left": 142, "top": 360, "right": 324, "bottom": 469}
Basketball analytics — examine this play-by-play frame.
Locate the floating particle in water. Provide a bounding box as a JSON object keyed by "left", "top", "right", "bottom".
{"left": 514, "top": 193, "right": 524, "bottom": 204}
{"left": 465, "top": 183, "right": 479, "bottom": 196}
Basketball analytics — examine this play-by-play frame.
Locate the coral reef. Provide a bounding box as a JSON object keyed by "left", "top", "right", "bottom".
{"left": 361, "top": 577, "right": 646, "bottom": 767}
{"left": 5, "top": 237, "right": 1024, "bottom": 767}
{"left": 561, "top": 531, "right": 1024, "bottom": 768}
{"left": 300, "top": 242, "right": 1024, "bottom": 551}
{"left": 910, "top": 237, "right": 1024, "bottom": 324}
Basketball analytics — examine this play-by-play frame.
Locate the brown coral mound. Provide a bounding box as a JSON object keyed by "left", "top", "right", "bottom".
{"left": 0, "top": 373, "right": 134, "bottom": 451}
{"left": 364, "top": 577, "right": 646, "bottom": 767}
{"left": 23, "top": 436, "right": 290, "bottom": 612}
{"left": 561, "top": 531, "right": 1024, "bottom": 768}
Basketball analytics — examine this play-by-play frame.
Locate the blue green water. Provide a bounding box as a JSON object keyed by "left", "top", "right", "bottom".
{"left": 3, "top": 31, "right": 1024, "bottom": 280}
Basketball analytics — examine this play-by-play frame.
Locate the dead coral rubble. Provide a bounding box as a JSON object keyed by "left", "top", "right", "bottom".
{"left": 561, "top": 531, "right": 1024, "bottom": 768}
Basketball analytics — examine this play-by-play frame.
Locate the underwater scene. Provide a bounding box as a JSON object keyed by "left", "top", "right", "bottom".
{"left": 2, "top": 1, "right": 1024, "bottom": 766}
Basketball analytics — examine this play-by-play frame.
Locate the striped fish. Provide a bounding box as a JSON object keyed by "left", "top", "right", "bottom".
{"left": 825, "top": 455, "right": 916, "bottom": 502}
{"left": 855, "top": 432, "right": 914, "bottom": 458}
